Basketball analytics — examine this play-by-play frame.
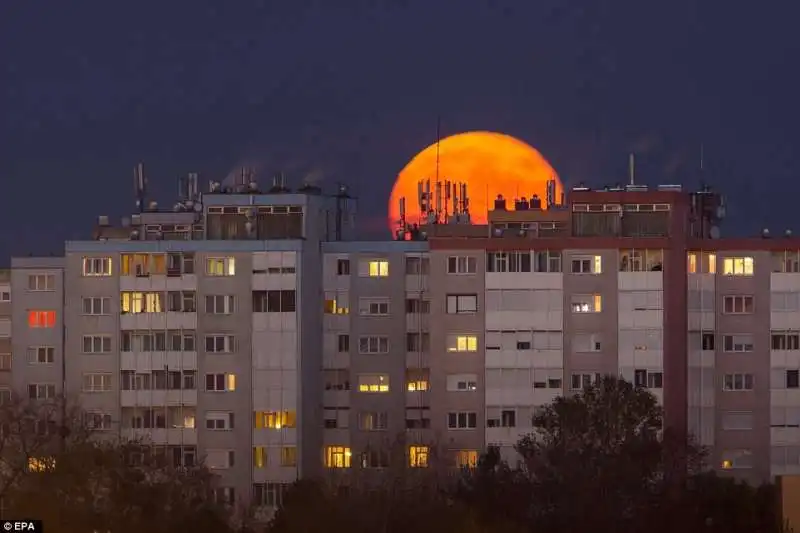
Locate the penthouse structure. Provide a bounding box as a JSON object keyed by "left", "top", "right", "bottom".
{"left": 4, "top": 165, "right": 800, "bottom": 514}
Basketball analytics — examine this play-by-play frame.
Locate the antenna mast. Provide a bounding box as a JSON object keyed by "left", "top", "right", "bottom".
{"left": 628, "top": 153, "right": 635, "bottom": 186}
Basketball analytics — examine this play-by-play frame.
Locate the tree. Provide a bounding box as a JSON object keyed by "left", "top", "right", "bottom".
{"left": 0, "top": 395, "right": 231, "bottom": 533}
{"left": 515, "top": 375, "right": 706, "bottom": 533}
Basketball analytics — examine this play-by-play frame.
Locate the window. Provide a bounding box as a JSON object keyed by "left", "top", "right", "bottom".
{"left": 254, "top": 411, "right": 296, "bottom": 429}
{"left": 82, "top": 373, "right": 112, "bottom": 392}
{"left": 82, "top": 257, "right": 112, "bottom": 277}
{"left": 619, "top": 249, "right": 664, "bottom": 272}
{"left": 27, "top": 274, "right": 55, "bottom": 291}
{"left": 572, "top": 333, "right": 602, "bottom": 352}
{"left": 359, "top": 411, "right": 388, "bottom": 431}
{"left": 121, "top": 254, "right": 164, "bottom": 276}
{"left": 571, "top": 255, "right": 602, "bottom": 274}
{"left": 500, "top": 409, "right": 517, "bottom": 427}
{"left": 0, "top": 290, "right": 9, "bottom": 302}
{"left": 722, "top": 334, "right": 754, "bottom": 353}
{"left": 0, "top": 354, "right": 10, "bottom": 371}
{"left": 28, "top": 383, "right": 56, "bottom": 399}
{"left": 213, "top": 487, "right": 236, "bottom": 506}
{"left": 405, "top": 298, "right": 430, "bottom": 314}
{"left": 786, "top": 370, "right": 799, "bottom": 389}
{"left": 360, "top": 259, "right": 389, "bottom": 278}
{"left": 28, "top": 457, "right": 56, "bottom": 472}
{"left": 323, "top": 292, "right": 350, "bottom": 315}
{"left": 532, "top": 368, "right": 563, "bottom": 389}
{"left": 206, "top": 412, "right": 235, "bottom": 430}
{"left": 120, "top": 292, "right": 163, "bottom": 313}
{"left": 723, "top": 373, "right": 754, "bottom": 391}
{"left": 772, "top": 332, "right": 800, "bottom": 350}
{"left": 206, "top": 257, "right": 236, "bottom": 276}
{"left": 721, "top": 449, "right": 753, "bottom": 469}
{"left": 253, "top": 290, "right": 297, "bottom": 313}
{"left": 27, "top": 346, "right": 54, "bottom": 364}
{"left": 336, "top": 259, "right": 350, "bottom": 276}
{"left": 360, "top": 449, "right": 390, "bottom": 468}
{"left": 687, "top": 252, "right": 717, "bottom": 274}
{"left": 358, "top": 374, "right": 389, "bottom": 393}
{"left": 722, "top": 411, "right": 754, "bottom": 430}
{"left": 337, "top": 334, "right": 350, "bottom": 352}
{"left": 253, "top": 447, "right": 268, "bottom": 469}
{"left": 406, "top": 369, "right": 429, "bottom": 391}
{"left": 406, "top": 332, "right": 430, "bottom": 352}
{"left": 570, "top": 372, "right": 601, "bottom": 390}
{"left": 165, "top": 291, "right": 196, "bottom": 312}
{"left": 205, "top": 373, "right": 236, "bottom": 392}
{"left": 409, "top": 446, "right": 429, "bottom": 468}
{"left": 85, "top": 412, "right": 113, "bottom": 431}
{"left": 447, "top": 412, "right": 477, "bottom": 429}
{"left": 82, "top": 297, "right": 110, "bottom": 315}
{"left": 253, "top": 482, "right": 291, "bottom": 508}
{"left": 205, "top": 335, "right": 236, "bottom": 354}
{"left": 571, "top": 294, "right": 602, "bottom": 313}
{"left": 406, "top": 256, "right": 430, "bottom": 275}
{"left": 486, "top": 251, "right": 535, "bottom": 273}
{"left": 358, "top": 336, "right": 389, "bottom": 354}
{"left": 722, "top": 257, "right": 754, "bottom": 276}
{"left": 455, "top": 450, "right": 478, "bottom": 468}
{"left": 82, "top": 335, "right": 112, "bottom": 354}
{"left": 205, "top": 449, "right": 235, "bottom": 470}
{"left": 446, "top": 334, "right": 478, "bottom": 352}
{"left": 168, "top": 331, "right": 196, "bottom": 351}
{"left": 634, "top": 369, "right": 663, "bottom": 389}
{"left": 281, "top": 446, "right": 297, "bottom": 466}
{"left": 167, "top": 252, "right": 195, "bottom": 275}
{"left": 446, "top": 294, "right": 478, "bottom": 314}
{"left": 446, "top": 373, "right": 478, "bottom": 391}
{"left": 325, "top": 446, "right": 351, "bottom": 468}
{"left": 27, "top": 310, "right": 55, "bottom": 328}
{"left": 723, "top": 295, "right": 754, "bottom": 314}
{"left": 358, "top": 298, "right": 390, "bottom": 316}
{"left": 447, "top": 256, "right": 477, "bottom": 274}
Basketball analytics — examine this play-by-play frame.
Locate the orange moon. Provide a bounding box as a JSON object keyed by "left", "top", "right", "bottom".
{"left": 388, "top": 131, "right": 563, "bottom": 229}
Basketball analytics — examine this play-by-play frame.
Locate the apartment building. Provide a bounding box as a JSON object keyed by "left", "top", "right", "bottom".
{"left": 7, "top": 174, "right": 800, "bottom": 511}
{"left": 0, "top": 269, "right": 11, "bottom": 398}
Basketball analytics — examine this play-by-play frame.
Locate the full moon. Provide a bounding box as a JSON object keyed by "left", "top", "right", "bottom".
{"left": 388, "top": 131, "right": 563, "bottom": 230}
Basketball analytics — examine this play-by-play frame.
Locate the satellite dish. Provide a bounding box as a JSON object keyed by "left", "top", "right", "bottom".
{"left": 709, "top": 226, "right": 720, "bottom": 239}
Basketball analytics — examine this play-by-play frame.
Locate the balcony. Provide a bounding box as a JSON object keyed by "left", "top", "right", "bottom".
{"left": 120, "top": 274, "right": 197, "bottom": 291}
{"left": 253, "top": 312, "right": 297, "bottom": 332}
{"left": 252, "top": 272, "right": 296, "bottom": 291}
{"left": 123, "top": 428, "right": 198, "bottom": 445}
{"left": 120, "top": 312, "right": 197, "bottom": 330}
{"left": 121, "top": 351, "right": 197, "bottom": 371}
{"left": 120, "top": 389, "right": 197, "bottom": 407}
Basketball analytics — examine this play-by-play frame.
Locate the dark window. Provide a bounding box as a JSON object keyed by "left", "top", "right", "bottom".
{"left": 337, "top": 260, "right": 350, "bottom": 276}
{"left": 787, "top": 370, "right": 799, "bottom": 389}
{"left": 338, "top": 335, "right": 349, "bottom": 352}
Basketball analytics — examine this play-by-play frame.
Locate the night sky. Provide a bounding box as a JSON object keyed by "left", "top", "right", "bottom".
{"left": 2, "top": 1, "right": 799, "bottom": 259}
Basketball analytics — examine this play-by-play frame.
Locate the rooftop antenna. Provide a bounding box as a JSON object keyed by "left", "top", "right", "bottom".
{"left": 134, "top": 162, "right": 146, "bottom": 213}
{"left": 435, "top": 116, "right": 442, "bottom": 223}
{"left": 628, "top": 153, "right": 636, "bottom": 186}
{"left": 700, "top": 143, "right": 705, "bottom": 172}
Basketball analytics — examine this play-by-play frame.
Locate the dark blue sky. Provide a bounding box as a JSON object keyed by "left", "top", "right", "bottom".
{"left": 1, "top": 1, "right": 798, "bottom": 257}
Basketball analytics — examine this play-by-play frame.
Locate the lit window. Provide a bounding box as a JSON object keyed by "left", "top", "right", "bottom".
{"left": 358, "top": 374, "right": 389, "bottom": 393}
{"left": 446, "top": 334, "right": 478, "bottom": 352}
{"left": 206, "top": 257, "right": 236, "bottom": 276}
{"left": 120, "top": 292, "right": 162, "bottom": 313}
{"left": 687, "top": 253, "right": 697, "bottom": 274}
{"left": 407, "top": 379, "right": 429, "bottom": 391}
{"left": 325, "top": 446, "right": 351, "bottom": 468}
{"left": 360, "top": 259, "right": 389, "bottom": 278}
{"left": 281, "top": 446, "right": 297, "bottom": 466}
{"left": 82, "top": 257, "right": 112, "bottom": 277}
{"left": 455, "top": 450, "right": 478, "bottom": 468}
{"left": 28, "top": 310, "right": 55, "bottom": 328}
{"left": 254, "top": 410, "right": 297, "bottom": 429}
{"left": 722, "top": 257, "right": 754, "bottom": 276}
{"left": 409, "top": 446, "right": 429, "bottom": 468}
{"left": 253, "top": 446, "right": 267, "bottom": 469}
{"left": 571, "top": 255, "right": 602, "bottom": 274}
{"left": 28, "top": 457, "right": 55, "bottom": 472}
{"left": 708, "top": 253, "right": 717, "bottom": 274}
{"left": 205, "top": 373, "right": 236, "bottom": 392}
{"left": 121, "top": 254, "right": 153, "bottom": 276}
{"left": 324, "top": 298, "right": 350, "bottom": 315}
{"left": 571, "top": 294, "right": 602, "bottom": 313}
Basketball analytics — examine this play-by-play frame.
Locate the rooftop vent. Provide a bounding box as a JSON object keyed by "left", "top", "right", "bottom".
{"left": 97, "top": 215, "right": 110, "bottom": 226}
{"left": 625, "top": 184, "right": 648, "bottom": 192}
{"left": 657, "top": 184, "right": 682, "bottom": 192}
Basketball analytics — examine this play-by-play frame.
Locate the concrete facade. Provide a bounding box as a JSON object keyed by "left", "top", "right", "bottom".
{"left": 9, "top": 182, "right": 800, "bottom": 513}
